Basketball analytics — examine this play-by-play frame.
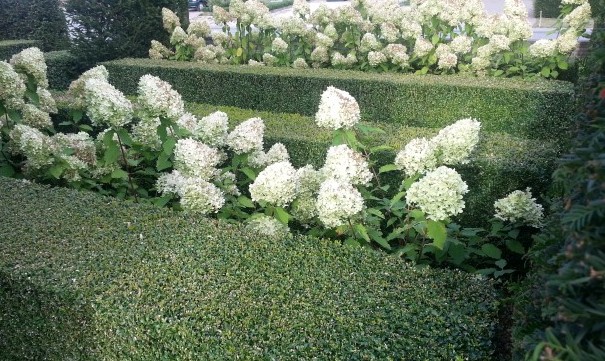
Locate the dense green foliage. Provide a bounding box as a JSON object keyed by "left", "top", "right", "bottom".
{"left": 0, "top": 177, "right": 498, "bottom": 360}
{"left": 65, "top": 0, "right": 189, "bottom": 67}
{"left": 209, "top": 0, "right": 294, "bottom": 10}
{"left": 534, "top": 0, "right": 562, "bottom": 18}
{"left": 0, "top": 40, "right": 42, "bottom": 61}
{"left": 102, "top": 59, "right": 575, "bottom": 141}
{"left": 45, "top": 51, "right": 83, "bottom": 90}
{"left": 512, "top": 2, "right": 605, "bottom": 359}
{"left": 0, "top": 0, "right": 69, "bottom": 51}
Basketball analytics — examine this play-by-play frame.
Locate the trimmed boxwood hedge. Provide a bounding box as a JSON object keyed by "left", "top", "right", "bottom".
{"left": 0, "top": 177, "right": 498, "bottom": 360}
{"left": 183, "top": 102, "right": 560, "bottom": 226}
{"left": 102, "top": 58, "right": 575, "bottom": 141}
{"left": 45, "top": 50, "right": 83, "bottom": 90}
{"left": 0, "top": 40, "right": 41, "bottom": 61}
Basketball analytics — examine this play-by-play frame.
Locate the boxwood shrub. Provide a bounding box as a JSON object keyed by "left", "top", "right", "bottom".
{"left": 102, "top": 58, "right": 575, "bottom": 141}
{"left": 0, "top": 40, "right": 41, "bottom": 61}
{"left": 0, "top": 177, "right": 498, "bottom": 360}
{"left": 45, "top": 50, "right": 83, "bottom": 90}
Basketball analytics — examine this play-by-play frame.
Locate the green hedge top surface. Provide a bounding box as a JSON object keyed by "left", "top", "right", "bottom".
{"left": 0, "top": 39, "right": 41, "bottom": 61}
{"left": 0, "top": 177, "right": 498, "bottom": 360}
{"left": 102, "top": 58, "right": 575, "bottom": 141}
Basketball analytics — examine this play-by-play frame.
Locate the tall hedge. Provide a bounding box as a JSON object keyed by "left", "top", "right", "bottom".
{"left": 65, "top": 0, "right": 189, "bottom": 67}
{"left": 102, "top": 59, "right": 576, "bottom": 142}
{"left": 0, "top": 0, "right": 69, "bottom": 51}
{"left": 0, "top": 177, "right": 499, "bottom": 360}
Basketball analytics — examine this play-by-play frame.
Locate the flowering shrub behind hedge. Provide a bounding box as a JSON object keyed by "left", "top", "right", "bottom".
{"left": 152, "top": 0, "right": 592, "bottom": 79}
{"left": 0, "top": 177, "right": 498, "bottom": 360}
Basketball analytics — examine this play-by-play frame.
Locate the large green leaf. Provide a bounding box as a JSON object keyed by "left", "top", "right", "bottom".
{"left": 481, "top": 243, "right": 502, "bottom": 259}
{"left": 427, "top": 220, "right": 447, "bottom": 250}
{"left": 274, "top": 207, "right": 290, "bottom": 225}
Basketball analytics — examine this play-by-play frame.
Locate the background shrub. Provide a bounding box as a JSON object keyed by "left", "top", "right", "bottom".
{"left": 534, "top": 0, "right": 562, "bottom": 18}
{"left": 0, "top": 177, "right": 498, "bottom": 360}
{"left": 0, "top": 0, "right": 69, "bottom": 51}
{"left": 102, "top": 59, "right": 576, "bottom": 142}
{"left": 45, "top": 50, "right": 83, "bottom": 90}
{"left": 65, "top": 0, "right": 189, "bottom": 67}
{"left": 0, "top": 40, "right": 41, "bottom": 61}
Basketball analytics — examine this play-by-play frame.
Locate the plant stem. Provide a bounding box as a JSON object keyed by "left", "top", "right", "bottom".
{"left": 415, "top": 233, "right": 428, "bottom": 265}
{"left": 115, "top": 132, "right": 138, "bottom": 203}
{"left": 347, "top": 218, "right": 358, "bottom": 243}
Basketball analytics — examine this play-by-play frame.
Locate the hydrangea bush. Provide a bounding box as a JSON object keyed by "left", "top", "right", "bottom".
{"left": 1, "top": 50, "right": 545, "bottom": 276}
{"left": 150, "top": 0, "right": 591, "bottom": 79}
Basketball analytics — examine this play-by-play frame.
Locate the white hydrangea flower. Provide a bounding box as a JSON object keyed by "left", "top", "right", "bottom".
{"left": 36, "top": 88, "right": 57, "bottom": 114}
{"left": 315, "top": 33, "right": 334, "bottom": 48}
{"left": 295, "top": 164, "right": 322, "bottom": 195}
{"left": 21, "top": 104, "right": 52, "bottom": 129}
{"left": 194, "top": 111, "right": 229, "bottom": 147}
{"left": 162, "top": 7, "right": 181, "bottom": 33}
{"left": 272, "top": 37, "right": 289, "bottom": 54}
{"left": 9, "top": 47, "right": 48, "bottom": 88}
{"left": 438, "top": 52, "right": 458, "bottom": 70}
{"left": 67, "top": 65, "right": 109, "bottom": 108}
{"left": 323, "top": 23, "right": 339, "bottom": 40}
{"left": 529, "top": 39, "right": 557, "bottom": 58}
{"left": 316, "top": 178, "right": 364, "bottom": 228}
{"left": 315, "top": 86, "right": 360, "bottom": 130}
{"left": 556, "top": 32, "right": 579, "bottom": 54}
{"left": 359, "top": 33, "right": 381, "bottom": 53}
{"left": 137, "top": 74, "right": 185, "bottom": 121}
{"left": 400, "top": 19, "right": 422, "bottom": 40}
{"left": 334, "top": 6, "right": 363, "bottom": 26}
{"left": 331, "top": 52, "right": 346, "bottom": 66}
{"left": 176, "top": 112, "right": 197, "bottom": 134}
{"left": 562, "top": 0, "right": 587, "bottom": 4}
{"left": 506, "top": 16, "right": 533, "bottom": 42}
{"left": 52, "top": 131, "right": 97, "bottom": 166}
{"left": 173, "top": 138, "right": 221, "bottom": 179}
{"left": 0, "top": 61, "right": 26, "bottom": 111}
{"left": 380, "top": 22, "right": 400, "bottom": 43}
{"left": 245, "top": 215, "right": 291, "bottom": 238}
{"left": 213, "top": 6, "right": 233, "bottom": 24}
{"left": 450, "top": 35, "right": 472, "bottom": 54}
{"left": 216, "top": 170, "right": 241, "bottom": 196}
{"left": 383, "top": 44, "right": 409, "bottom": 67}
{"left": 180, "top": 177, "right": 225, "bottom": 214}
{"left": 368, "top": 51, "right": 388, "bottom": 67}
{"left": 406, "top": 166, "right": 469, "bottom": 221}
{"left": 413, "top": 37, "right": 433, "bottom": 57}
{"left": 322, "top": 144, "right": 372, "bottom": 186}
{"left": 489, "top": 34, "right": 512, "bottom": 51}
{"left": 563, "top": 2, "right": 592, "bottom": 31}
{"left": 187, "top": 19, "right": 211, "bottom": 38}
{"left": 249, "top": 143, "right": 290, "bottom": 168}
{"left": 432, "top": 118, "right": 481, "bottom": 165}
{"left": 292, "top": 57, "right": 309, "bottom": 69}
{"left": 293, "top": 0, "right": 310, "bottom": 18}
{"left": 156, "top": 169, "right": 186, "bottom": 195}
{"left": 9, "top": 124, "right": 54, "bottom": 170}
{"left": 84, "top": 78, "right": 133, "bottom": 128}
{"left": 226, "top": 117, "right": 264, "bottom": 154}
{"left": 262, "top": 53, "right": 278, "bottom": 66}
{"left": 249, "top": 161, "right": 297, "bottom": 207}
{"left": 170, "top": 26, "right": 187, "bottom": 45}
{"left": 291, "top": 194, "right": 318, "bottom": 222}
{"left": 395, "top": 138, "right": 438, "bottom": 176}
{"left": 248, "top": 59, "right": 265, "bottom": 67}
{"left": 132, "top": 116, "right": 162, "bottom": 149}
{"left": 310, "top": 46, "right": 330, "bottom": 66}
{"left": 504, "top": 0, "right": 528, "bottom": 18}
{"left": 494, "top": 188, "right": 544, "bottom": 228}
{"left": 194, "top": 46, "right": 218, "bottom": 63}
{"left": 150, "top": 40, "right": 174, "bottom": 60}
{"left": 310, "top": 5, "right": 334, "bottom": 27}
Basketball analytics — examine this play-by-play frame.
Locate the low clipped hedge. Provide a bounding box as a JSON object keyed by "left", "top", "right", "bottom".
{"left": 0, "top": 177, "right": 498, "bottom": 360}
{"left": 45, "top": 50, "right": 82, "bottom": 90}
{"left": 184, "top": 102, "right": 560, "bottom": 226}
{"left": 102, "top": 58, "right": 575, "bottom": 141}
{"left": 0, "top": 39, "right": 41, "bottom": 61}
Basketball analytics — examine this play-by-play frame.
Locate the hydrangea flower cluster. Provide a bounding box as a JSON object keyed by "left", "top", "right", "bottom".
{"left": 395, "top": 118, "right": 481, "bottom": 176}
{"left": 321, "top": 144, "right": 372, "bottom": 186}
{"left": 226, "top": 117, "right": 265, "bottom": 154}
{"left": 316, "top": 178, "right": 364, "bottom": 228}
{"left": 315, "top": 86, "right": 360, "bottom": 130}
{"left": 84, "top": 78, "right": 133, "bottom": 128}
{"left": 406, "top": 166, "right": 469, "bottom": 221}
{"left": 173, "top": 138, "right": 221, "bottom": 179}
{"left": 9, "top": 47, "right": 48, "bottom": 88}
{"left": 249, "top": 143, "right": 290, "bottom": 168}
{"left": 162, "top": 7, "right": 180, "bottom": 33}
{"left": 137, "top": 75, "right": 185, "bottom": 121}
{"left": 249, "top": 161, "right": 298, "bottom": 207}
{"left": 9, "top": 124, "right": 54, "bottom": 170}
{"left": 157, "top": 170, "right": 225, "bottom": 214}
{"left": 0, "top": 61, "right": 26, "bottom": 111}
{"left": 194, "top": 111, "right": 229, "bottom": 147}
{"left": 245, "top": 215, "right": 291, "bottom": 238}
{"left": 494, "top": 188, "right": 544, "bottom": 227}
{"left": 67, "top": 65, "right": 109, "bottom": 109}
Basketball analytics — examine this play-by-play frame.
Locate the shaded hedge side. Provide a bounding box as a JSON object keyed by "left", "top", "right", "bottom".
{"left": 0, "top": 177, "right": 498, "bottom": 360}
{"left": 45, "top": 50, "right": 83, "bottom": 90}
{"left": 102, "top": 59, "right": 576, "bottom": 142}
{"left": 0, "top": 40, "right": 42, "bottom": 61}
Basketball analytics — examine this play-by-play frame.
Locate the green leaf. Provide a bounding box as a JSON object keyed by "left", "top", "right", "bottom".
{"left": 366, "top": 208, "right": 384, "bottom": 219}
{"left": 390, "top": 191, "right": 405, "bottom": 207}
{"left": 237, "top": 196, "right": 255, "bottom": 208}
{"left": 409, "top": 209, "right": 425, "bottom": 220}
{"left": 8, "top": 109, "right": 21, "bottom": 121}
{"left": 495, "top": 259, "right": 507, "bottom": 269}
{"left": 71, "top": 110, "right": 84, "bottom": 122}
{"left": 481, "top": 243, "right": 502, "bottom": 259}
{"left": 370, "top": 145, "right": 393, "bottom": 153}
{"left": 111, "top": 169, "right": 129, "bottom": 179}
{"left": 427, "top": 220, "right": 447, "bottom": 250}
{"left": 103, "top": 142, "right": 120, "bottom": 164}
{"left": 379, "top": 164, "right": 398, "bottom": 174}
{"left": 274, "top": 207, "right": 290, "bottom": 225}
{"left": 236, "top": 47, "right": 243, "bottom": 57}
{"left": 78, "top": 124, "right": 93, "bottom": 132}
{"left": 344, "top": 238, "right": 361, "bottom": 247}
{"left": 162, "top": 137, "right": 177, "bottom": 154}
{"left": 540, "top": 66, "right": 551, "bottom": 77}
{"left": 354, "top": 224, "right": 371, "bottom": 242}
{"left": 116, "top": 128, "right": 133, "bottom": 147}
{"left": 506, "top": 239, "right": 525, "bottom": 254}
{"left": 367, "top": 227, "right": 392, "bottom": 250}
{"left": 241, "top": 167, "right": 256, "bottom": 181}
{"left": 431, "top": 34, "right": 439, "bottom": 45}
{"left": 49, "top": 164, "right": 64, "bottom": 179}
{"left": 558, "top": 60, "right": 568, "bottom": 70}
{"left": 152, "top": 196, "right": 172, "bottom": 207}
{"left": 156, "top": 155, "right": 172, "bottom": 171}
{"left": 0, "top": 164, "right": 15, "bottom": 177}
